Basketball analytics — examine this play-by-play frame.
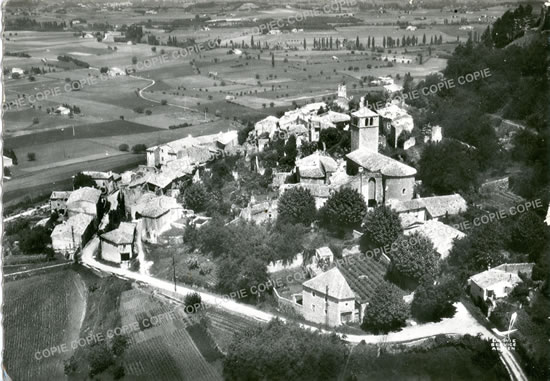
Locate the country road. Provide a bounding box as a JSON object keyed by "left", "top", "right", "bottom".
{"left": 129, "top": 75, "right": 199, "bottom": 112}
{"left": 80, "top": 237, "right": 527, "bottom": 381}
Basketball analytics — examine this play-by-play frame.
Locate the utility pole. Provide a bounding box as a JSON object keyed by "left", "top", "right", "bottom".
{"left": 172, "top": 252, "right": 177, "bottom": 292}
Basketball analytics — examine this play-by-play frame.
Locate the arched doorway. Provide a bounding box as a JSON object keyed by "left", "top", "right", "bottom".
{"left": 367, "top": 178, "right": 377, "bottom": 207}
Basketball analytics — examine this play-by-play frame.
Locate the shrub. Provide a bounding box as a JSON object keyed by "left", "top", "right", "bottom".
{"left": 118, "top": 144, "right": 129, "bottom": 152}
{"left": 160, "top": 99, "right": 168, "bottom": 105}
{"left": 184, "top": 292, "right": 202, "bottom": 313}
{"left": 27, "top": 152, "right": 36, "bottom": 161}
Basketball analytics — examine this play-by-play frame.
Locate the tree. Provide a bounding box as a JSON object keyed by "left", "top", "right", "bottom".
{"left": 319, "top": 188, "right": 367, "bottom": 232}
{"left": 27, "top": 152, "right": 36, "bottom": 161}
{"left": 118, "top": 144, "right": 129, "bottom": 152}
{"left": 19, "top": 226, "right": 51, "bottom": 254}
{"left": 32, "top": 117, "right": 39, "bottom": 124}
{"left": 300, "top": 141, "right": 318, "bottom": 157}
{"left": 224, "top": 319, "right": 347, "bottom": 381}
{"left": 87, "top": 343, "right": 114, "bottom": 377}
{"left": 271, "top": 53, "right": 275, "bottom": 67}
{"left": 361, "top": 205, "right": 402, "bottom": 250}
{"left": 362, "top": 283, "right": 409, "bottom": 333}
{"left": 184, "top": 183, "right": 209, "bottom": 212}
{"left": 73, "top": 172, "right": 95, "bottom": 189}
{"left": 511, "top": 211, "right": 548, "bottom": 259}
{"left": 418, "top": 140, "right": 479, "bottom": 194}
{"left": 131, "top": 56, "right": 138, "bottom": 65}
{"left": 411, "top": 275, "right": 461, "bottom": 322}
{"left": 160, "top": 99, "right": 168, "bottom": 105}
{"left": 388, "top": 232, "right": 439, "bottom": 287}
{"left": 131, "top": 144, "right": 147, "bottom": 154}
{"left": 277, "top": 187, "right": 317, "bottom": 226}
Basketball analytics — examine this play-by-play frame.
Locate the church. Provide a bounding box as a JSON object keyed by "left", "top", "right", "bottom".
{"left": 345, "top": 99, "right": 417, "bottom": 207}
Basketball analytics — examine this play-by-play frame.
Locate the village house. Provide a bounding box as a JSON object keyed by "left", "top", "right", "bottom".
{"left": 254, "top": 115, "right": 279, "bottom": 138}
{"left": 51, "top": 213, "right": 95, "bottom": 259}
{"left": 134, "top": 195, "right": 183, "bottom": 243}
{"left": 469, "top": 263, "right": 534, "bottom": 308}
{"left": 99, "top": 222, "right": 137, "bottom": 265}
{"left": 333, "top": 84, "right": 352, "bottom": 111}
{"left": 403, "top": 219, "right": 466, "bottom": 259}
{"left": 66, "top": 187, "right": 102, "bottom": 218}
{"left": 238, "top": 199, "right": 278, "bottom": 225}
{"left": 50, "top": 191, "right": 72, "bottom": 214}
{"left": 389, "top": 194, "right": 468, "bottom": 226}
{"left": 376, "top": 103, "right": 414, "bottom": 148}
{"left": 302, "top": 254, "right": 389, "bottom": 326}
{"left": 295, "top": 152, "right": 338, "bottom": 185}
{"left": 308, "top": 110, "right": 350, "bottom": 142}
{"left": 82, "top": 171, "right": 120, "bottom": 194}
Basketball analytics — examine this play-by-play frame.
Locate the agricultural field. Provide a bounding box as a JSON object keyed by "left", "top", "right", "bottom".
{"left": 118, "top": 288, "right": 223, "bottom": 380}
{"left": 3, "top": 267, "right": 87, "bottom": 381}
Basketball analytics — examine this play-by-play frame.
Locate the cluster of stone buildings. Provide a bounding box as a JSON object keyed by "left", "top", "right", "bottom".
{"left": 48, "top": 130, "right": 239, "bottom": 265}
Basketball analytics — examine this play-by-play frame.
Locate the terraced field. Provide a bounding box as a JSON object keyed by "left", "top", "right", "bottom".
{"left": 4, "top": 268, "right": 87, "bottom": 381}
{"left": 206, "top": 308, "right": 262, "bottom": 354}
{"left": 119, "top": 288, "right": 223, "bottom": 380}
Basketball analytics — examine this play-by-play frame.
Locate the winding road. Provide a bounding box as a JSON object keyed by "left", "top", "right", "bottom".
{"left": 80, "top": 237, "right": 527, "bottom": 381}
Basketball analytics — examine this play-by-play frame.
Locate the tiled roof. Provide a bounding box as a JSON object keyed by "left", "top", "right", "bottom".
{"left": 50, "top": 191, "right": 72, "bottom": 200}
{"left": 137, "top": 195, "right": 179, "bottom": 218}
{"left": 303, "top": 267, "right": 355, "bottom": 300}
{"left": 404, "top": 220, "right": 465, "bottom": 259}
{"left": 470, "top": 269, "right": 522, "bottom": 289}
{"left": 346, "top": 149, "right": 417, "bottom": 177}
{"left": 297, "top": 152, "right": 338, "bottom": 179}
{"left": 67, "top": 187, "right": 101, "bottom": 204}
{"left": 51, "top": 213, "right": 94, "bottom": 237}
{"left": 338, "top": 254, "right": 389, "bottom": 303}
{"left": 391, "top": 194, "right": 467, "bottom": 218}
{"left": 100, "top": 222, "right": 136, "bottom": 245}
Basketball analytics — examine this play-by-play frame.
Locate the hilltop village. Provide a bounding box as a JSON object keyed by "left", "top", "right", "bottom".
{"left": 2, "top": 2, "right": 549, "bottom": 380}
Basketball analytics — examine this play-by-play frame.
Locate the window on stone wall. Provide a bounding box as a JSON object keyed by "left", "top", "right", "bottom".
{"left": 402, "top": 188, "right": 406, "bottom": 194}
{"left": 312, "top": 304, "right": 316, "bottom": 312}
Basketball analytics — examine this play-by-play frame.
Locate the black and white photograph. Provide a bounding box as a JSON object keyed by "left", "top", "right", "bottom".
{"left": 1, "top": 0, "right": 549, "bottom": 379}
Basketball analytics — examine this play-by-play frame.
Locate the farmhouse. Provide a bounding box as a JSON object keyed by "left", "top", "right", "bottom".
{"left": 135, "top": 195, "right": 183, "bottom": 243}
{"left": 51, "top": 213, "right": 94, "bottom": 259}
{"left": 469, "top": 263, "right": 534, "bottom": 307}
{"left": 346, "top": 100, "right": 417, "bottom": 206}
{"left": 302, "top": 254, "right": 389, "bottom": 326}
{"left": 82, "top": 171, "right": 120, "bottom": 194}
{"left": 66, "top": 187, "right": 102, "bottom": 218}
{"left": 99, "top": 222, "right": 137, "bottom": 265}
{"left": 50, "top": 191, "right": 72, "bottom": 214}
{"left": 108, "top": 67, "right": 126, "bottom": 76}
{"left": 11, "top": 68, "right": 24, "bottom": 77}
{"left": 55, "top": 106, "right": 71, "bottom": 115}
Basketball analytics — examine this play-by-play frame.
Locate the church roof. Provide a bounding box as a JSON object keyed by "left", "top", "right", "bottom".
{"left": 346, "top": 149, "right": 417, "bottom": 177}
{"left": 351, "top": 107, "right": 378, "bottom": 118}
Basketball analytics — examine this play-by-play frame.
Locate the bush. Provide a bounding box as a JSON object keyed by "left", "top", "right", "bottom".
{"left": 27, "top": 152, "right": 36, "bottom": 161}
{"left": 133, "top": 106, "right": 144, "bottom": 113}
{"left": 184, "top": 183, "right": 209, "bottom": 212}
{"left": 118, "top": 144, "right": 129, "bottom": 152}
{"left": 131, "top": 144, "right": 147, "bottom": 154}
{"left": 160, "top": 99, "right": 168, "bottom": 105}
{"left": 184, "top": 292, "right": 202, "bottom": 313}
{"left": 145, "top": 109, "right": 152, "bottom": 115}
